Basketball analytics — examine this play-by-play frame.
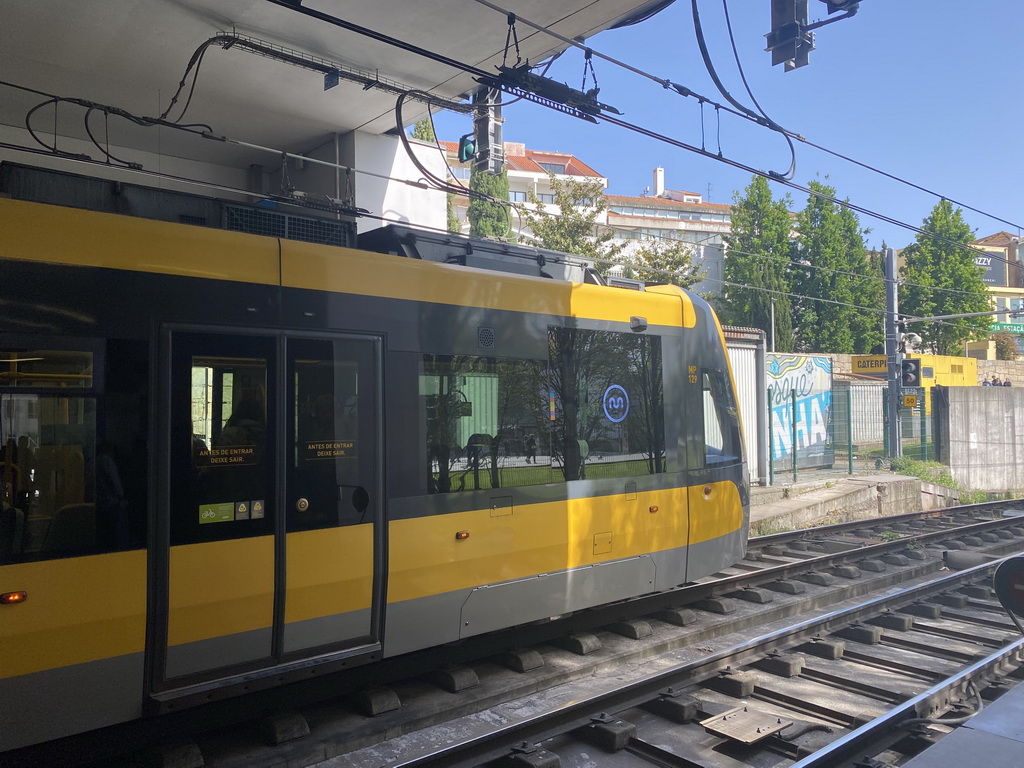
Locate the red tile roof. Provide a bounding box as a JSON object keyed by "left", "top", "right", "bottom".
{"left": 440, "top": 141, "right": 603, "bottom": 178}
{"left": 974, "top": 231, "right": 1019, "bottom": 247}
{"left": 605, "top": 193, "right": 732, "bottom": 213}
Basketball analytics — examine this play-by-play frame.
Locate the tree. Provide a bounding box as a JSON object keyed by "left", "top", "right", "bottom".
{"left": 994, "top": 331, "right": 1018, "bottom": 361}
{"left": 409, "top": 118, "right": 435, "bottom": 142}
{"left": 467, "top": 169, "right": 510, "bottom": 238}
{"left": 520, "top": 174, "right": 621, "bottom": 261}
{"left": 446, "top": 193, "right": 461, "bottom": 233}
{"left": 791, "top": 180, "right": 883, "bottom": 353}
{"left": 617, "top": 238, "right": 706, "bottom": 290}
{"left": 720, "top": 175, "right": 794, "bottom": 351}
{"left": 900, "top": 199, "right": 990, "bottom": 355}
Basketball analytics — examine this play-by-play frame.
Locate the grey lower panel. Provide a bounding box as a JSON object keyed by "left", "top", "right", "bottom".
{"left": 0, "top": 651, "right": 144, "bottom": 752}
{"left": 383, "top": 589, "right": 468, "bottom": 656}
{"left": 686, "top": 527, "right": 748, "bottom": 583}
{"left": 650, "top": 544, "right": 689, "bottom": 591}
{"left": 382, "top": 532, "right": 745, "bottom": 658}
{"left": 459, "top": 556, "right": 657, "bottom": 639}
{"left": 383, "top": 557, "right": 658, "bottom": 657}
{"left": 283, "top": 608, "right": 372, "bottom": 653}
{"left": 165, "top": 625, "right": 272, "bottom": 679}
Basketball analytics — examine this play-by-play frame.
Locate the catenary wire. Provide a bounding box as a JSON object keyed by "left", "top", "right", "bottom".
{"left": 468, "top": 0, "right": 1020, "bottom": 237}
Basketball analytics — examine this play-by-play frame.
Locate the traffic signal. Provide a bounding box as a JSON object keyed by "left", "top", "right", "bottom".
{"left": 819, "top": 0, "right": 859, "bottom": 12}
{"left": 901, "top": 358, "right": 921, "bottom": 386}
{"left": 457, "top": 133, "right": 476, "bottom": 163}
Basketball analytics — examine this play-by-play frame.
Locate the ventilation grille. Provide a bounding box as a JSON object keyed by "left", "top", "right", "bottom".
{"left": 223, "top": 205, "right": 353, "bottom": 247}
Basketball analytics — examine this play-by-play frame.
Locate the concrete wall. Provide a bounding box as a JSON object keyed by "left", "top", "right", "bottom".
{"left": 936, "top": 386, "right": 1024, "bottom": 491}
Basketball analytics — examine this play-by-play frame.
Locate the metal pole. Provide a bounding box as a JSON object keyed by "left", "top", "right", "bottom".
{"left": 768, "top": 387, "right": 775, "bottom": 486}
{"left": 791, "top": 388, "right": 798, "bottom": 483}
{"left": 920, "top": 390, "right": 927, "bottom": 461}
{"left": 847, "top": 387, "right": 854, "bottom": 475}
{"left": 885, "top": 246, "right": 903, "bottom": 458}
{"left": 882, "top": 390, "right": 889, "bottom": 457}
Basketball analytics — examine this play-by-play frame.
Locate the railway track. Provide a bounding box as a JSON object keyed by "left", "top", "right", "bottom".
{"left": 23, "top": 502, "right": 1024, "bottom": 768}
{"left": 352, "top": 559, "right": 1023, "bottom": 768}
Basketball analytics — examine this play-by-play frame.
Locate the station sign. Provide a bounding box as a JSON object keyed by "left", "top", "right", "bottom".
{"left": 992, "top": 323, "right": 1024, "bottom": 335}
{"left": 852, "top": 355, "right": 888, "bottom": 377}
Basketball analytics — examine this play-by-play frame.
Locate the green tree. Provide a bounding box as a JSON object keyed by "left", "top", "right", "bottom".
{"left": 410, "top": 118, "right": 435, "bottom": 142}
{"left": 446, "top": 193, "right": 461, "bottom": 233}
{"left": 791, "top": 180, "right": 883, "bottom": 353}
{"left": 467, "top": 169, "right": 510, "bottom": 238}
{"left": 617, "top": 238, "right": 706, "bottom": 290}
{"left": 994, "top": 331, "right": 1019, "bottom": 361}
{"left": 520, "top": 174, "right": 620, "bottom": 261}
{"left": 900, "top": 200, "right": 990, "bottom": 355}
{"left": 721, "top": 175, "right": 794, "bottom": 351}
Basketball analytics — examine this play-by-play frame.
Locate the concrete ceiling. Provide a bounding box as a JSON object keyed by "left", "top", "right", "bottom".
{"left": 0, "top": 0, "right": 669, "bottom": 170}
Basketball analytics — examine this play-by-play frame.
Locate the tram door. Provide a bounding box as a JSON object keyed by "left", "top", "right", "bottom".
{"left": 282, "top": 336, "right": 380, "bottom": 654}
{"left": 160, "top": 331, "right": 381, "bottom": 685}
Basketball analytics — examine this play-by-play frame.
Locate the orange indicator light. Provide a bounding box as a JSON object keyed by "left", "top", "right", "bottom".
{"left": 649, "top": 505, "right": 659, "bottom": 513}
{"left": 455, "top": 530, "right": 470, "bottom": 540}
{"left": 0, "top": 591, "right": 27, "bottom": 605}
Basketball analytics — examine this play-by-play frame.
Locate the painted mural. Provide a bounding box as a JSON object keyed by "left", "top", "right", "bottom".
{"left": 767, "top": 354, "right": 834, "bottom": 469}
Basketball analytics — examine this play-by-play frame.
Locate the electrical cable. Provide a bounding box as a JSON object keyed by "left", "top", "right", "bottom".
{"left": 467, "top": 0, "right": 1020, "bottom": 237}
{"left": 395, "top": 91, "right": 515, "bottom": 237}
{"left": 691, "top": 0, "right": 796, "bottom": 180}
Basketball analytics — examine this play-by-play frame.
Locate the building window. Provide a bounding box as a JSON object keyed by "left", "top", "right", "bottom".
{"left": 450, "top": 167, "right": 471, "bottom": 180}
{"left": 537, "top": 162, "right": 566, "bottom": 175}
{"left": 509, "top": 191, "right": 527, "bottom": 203}
{"left": 538, "top": 193, "right": 556, "bottom": 205}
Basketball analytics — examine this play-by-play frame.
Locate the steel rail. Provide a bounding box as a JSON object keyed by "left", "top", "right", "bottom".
{"left": 750, "top": 500, "right": 1018, "bottom": 549}
{"left": 791, "top": 637, "right": 1024, "bottom": 767}
{"left": 386, "top": 558, "right": 1015, "bottom": 768}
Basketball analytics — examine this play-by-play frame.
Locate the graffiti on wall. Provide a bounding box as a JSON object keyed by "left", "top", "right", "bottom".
{"left": 767, "top": 354, "right": 833, "bottom": 468}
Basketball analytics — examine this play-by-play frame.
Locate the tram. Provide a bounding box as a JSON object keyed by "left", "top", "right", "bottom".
{"left": 0, "top": 165, "right": 747, "bottom": 752}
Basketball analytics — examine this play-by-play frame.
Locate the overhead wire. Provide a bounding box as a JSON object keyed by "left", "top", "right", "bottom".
{"left": 467, "top": 0, "right": 1019, "bottom": 245}
{"left": 691, "top": 0, "right": 796, "bottom": 179}
{"left": 6, "top": 5, "right": 1014, "bottom": 312}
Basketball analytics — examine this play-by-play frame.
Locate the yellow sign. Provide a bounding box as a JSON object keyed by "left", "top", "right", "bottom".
{"left": 852, "top": 355, "right": 888, "bottom": 375}
{"left": 903, "top": 395, "right": 917, "bottom": 408}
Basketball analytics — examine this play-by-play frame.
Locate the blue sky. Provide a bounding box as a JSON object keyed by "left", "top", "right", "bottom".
{"left": 430, "top": 1, "right": 1023, "bottom": 250}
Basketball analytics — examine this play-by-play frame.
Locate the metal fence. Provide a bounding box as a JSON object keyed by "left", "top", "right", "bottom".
{"left": 768, "top": 382, "right": 937, "bottom": 483}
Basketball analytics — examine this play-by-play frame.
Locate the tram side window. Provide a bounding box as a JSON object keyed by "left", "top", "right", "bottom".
{"left": 547, "top": 328, "right": 666, "bottom": 481}
{"left": 1, "top": 340, "right": 148, "bottom": 563}
{"left": 702, "top": 369, "right": 741, "bottom": 465}
{"left": 172, "top": 340, "right": 273, "bottom": 545}
{"left": 422, "top": 355, "right": 552, "bottom": 493}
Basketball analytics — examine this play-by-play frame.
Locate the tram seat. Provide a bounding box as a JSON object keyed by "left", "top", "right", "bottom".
{"left": 40, "top": 502, "right": 96, "bottom": 555}
{"left": 0, "top": 502, "right": 25, "bottom": 561}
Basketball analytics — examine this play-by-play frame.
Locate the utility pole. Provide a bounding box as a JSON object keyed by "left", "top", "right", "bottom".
{"left": 884, "top": 247, "right": 902, "bottom": 458}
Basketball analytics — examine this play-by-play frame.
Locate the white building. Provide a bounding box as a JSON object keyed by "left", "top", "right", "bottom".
{"left": 600, "top": 168, "right": 730, "bottom": 296}
{"left": 441, "top": 140, "right": 608, "bottom": 242}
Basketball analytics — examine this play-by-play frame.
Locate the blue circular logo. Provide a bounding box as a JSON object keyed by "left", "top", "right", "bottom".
{"left": 602, "top": 384, "right": 629, "bottom": 423}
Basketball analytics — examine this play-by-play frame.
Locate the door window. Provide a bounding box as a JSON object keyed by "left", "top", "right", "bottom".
{"left": 171, "top": 334, "right": 274, "bottom": 545}
{"left": 287, "top": 338, "right": 376, "bottom": 530}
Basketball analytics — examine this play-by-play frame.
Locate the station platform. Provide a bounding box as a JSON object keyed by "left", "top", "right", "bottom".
{"left": 749, "top": 473, "right": 923, "bottom": 533}
{"left": 902, "top": 675, "right": 1024, "bottom": 767}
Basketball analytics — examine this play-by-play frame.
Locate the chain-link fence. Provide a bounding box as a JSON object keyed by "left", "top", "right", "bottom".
{"left": 768, "top": 382, "right": 937, "bottom": 483}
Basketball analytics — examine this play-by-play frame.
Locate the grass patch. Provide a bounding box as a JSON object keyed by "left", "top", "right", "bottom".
{"left": 889, "top": 456, "right": 990, "bottom": 503}
{"left": 751, "top": 520, "right": 792, "bottom": 537}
